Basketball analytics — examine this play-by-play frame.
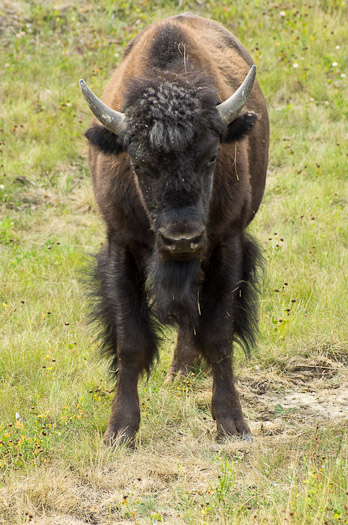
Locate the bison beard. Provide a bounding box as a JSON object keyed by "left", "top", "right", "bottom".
{"left": 148, "top": 253, "right": 201, "bottom": 327}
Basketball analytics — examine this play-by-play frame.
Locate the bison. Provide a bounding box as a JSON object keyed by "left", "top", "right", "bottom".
{"left": 80, "top": 13, "right": 269, "bottom": 446}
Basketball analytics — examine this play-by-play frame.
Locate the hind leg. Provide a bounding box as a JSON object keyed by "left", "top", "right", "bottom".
{"left": 164, "top": 326, "right": 202, "bottom": 383}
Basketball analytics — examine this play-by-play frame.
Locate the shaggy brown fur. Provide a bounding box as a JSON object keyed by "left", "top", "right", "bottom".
{"left": 84, "top": 13, "right": 269, "bottom": 446}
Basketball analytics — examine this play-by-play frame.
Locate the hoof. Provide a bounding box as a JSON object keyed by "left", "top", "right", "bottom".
{"left": 103, "top": 426, "right": 136, "bottom": 449}
{"left": 216, "top": 416, "right": 252, "bottom": 442}
{"left": 163, "top": 369, "right": 186, "bottom": 384}
{"left": 242, "top": 432, "right": 253, "bottom": 443}
{"left": 216, "top": 430, "right": 253, "bottom": 443}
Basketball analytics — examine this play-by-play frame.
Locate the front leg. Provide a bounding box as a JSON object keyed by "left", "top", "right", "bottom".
{"left": 104, "top": 364, "right": 140, "bottom": 447}
{"left": 210, "top": 352, "right": 251, "bottom": 440}
{"left": 95, "top": 244, "right": 158, "bottom": 446}
{"left": 195, "top": 237, "right": 259, "bottom": 441}
{"left": 198, "top": 333, "right": 251, "bottom": 441}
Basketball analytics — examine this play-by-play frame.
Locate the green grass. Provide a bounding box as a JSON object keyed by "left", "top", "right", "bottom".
{"left": 1, "top": 0, "right": 348, "bottom": 523}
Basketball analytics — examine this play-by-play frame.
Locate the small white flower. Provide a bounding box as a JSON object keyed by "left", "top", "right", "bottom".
{"left": 341, "top": 73, "right": 346, "bottom": 78}
{"left": 293, "top": 63, "right": 299, "bottom": 68}
{"left": 332, "top": 62, "right": 338, "bottom": 67}
{"left": 336, "top": 45, "right": 340, "bottom": 49}
{"left": 16, "top": 412, "right": 21, "bottom": 421}
{"left": 280, "top": 11, "right": 286, "bottom": 17}
{"left": 0, "top": 185, "right": 4, "bottom": 190}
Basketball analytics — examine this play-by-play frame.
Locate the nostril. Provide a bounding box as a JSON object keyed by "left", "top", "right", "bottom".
{"left": 190, "top": 232, "right": 203, "bottom": 244}
{"left": 160, "top": 232, "right": 176, "bottom": 247}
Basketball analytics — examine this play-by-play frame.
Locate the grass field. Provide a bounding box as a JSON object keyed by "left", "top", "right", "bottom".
{"left": 1, "top": 0, "right": 348, "bottom": 523}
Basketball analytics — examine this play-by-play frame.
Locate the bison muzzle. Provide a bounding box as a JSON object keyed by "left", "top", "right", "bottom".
{"left": 81, "top": 13, "right": 269, "bottom": 446}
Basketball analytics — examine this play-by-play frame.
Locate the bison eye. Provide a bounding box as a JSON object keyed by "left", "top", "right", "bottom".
{"left": 134, "top": 166, "right": 157, "bottom": 180}
{"left": 208, "top": 155, "right": 217, "bottom": 166}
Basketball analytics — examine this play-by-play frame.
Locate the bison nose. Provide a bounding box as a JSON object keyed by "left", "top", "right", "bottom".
{"left": 160, "top": 231, "right": 204, "bottom": 255}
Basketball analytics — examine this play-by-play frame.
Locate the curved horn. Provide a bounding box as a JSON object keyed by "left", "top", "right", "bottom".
{"left": 79, "top": 79, "right": 126, "bottom": 135}
{"left": 217, "top": 65, "right": 256, "bottom": 126}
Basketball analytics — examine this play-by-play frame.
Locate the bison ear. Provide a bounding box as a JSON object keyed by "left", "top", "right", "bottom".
{"left": 222, "top": 111, "right": 258, "bottom": 143}
{"left": 85, "top": 125, "right": 126, "bottom": 155}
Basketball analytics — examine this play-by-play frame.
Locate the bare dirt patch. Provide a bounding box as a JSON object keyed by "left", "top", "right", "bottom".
{"left": 240, "top": 355, "right": 348, "bottom": 436}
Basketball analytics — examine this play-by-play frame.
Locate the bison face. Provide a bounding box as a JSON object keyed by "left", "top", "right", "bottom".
{"left": 127, "top": 135, "right": 219, "bottom": 261}
{"left": 82, "top": 69, "right": 258, "bottom": 259}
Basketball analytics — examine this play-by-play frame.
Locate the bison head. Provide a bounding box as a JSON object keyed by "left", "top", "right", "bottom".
{"left": 81, "top": 67, "right": 257, "bottom": 325}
